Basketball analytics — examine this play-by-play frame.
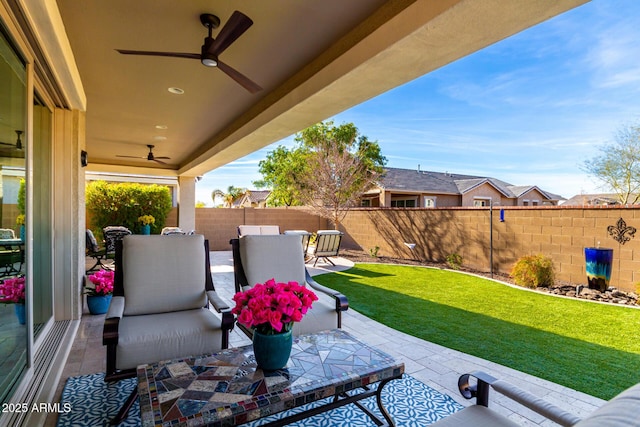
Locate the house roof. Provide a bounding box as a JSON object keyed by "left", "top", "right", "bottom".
{"left": 233, "top": 190, "right": 271, "bottom": 207}
{"left": 562, "top": 193, "right": 628, "bottom": 206}
{"left": 377, "top": 167, "right": 561, "bottom": 200}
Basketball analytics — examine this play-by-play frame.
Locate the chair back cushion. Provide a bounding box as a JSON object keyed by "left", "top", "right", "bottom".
{"left": 122, "top": 235, "right": 206, "bottom": 315}
{"left": 574, "top": 382, "right": 640, "bottom": 426}
{"left": 239, "top": 234, "right": 306, "bottom": 286}
{"left": 103, "top": 226, "right": 132, "bottom": 253}
{"left": 238, "top": 225, "right": 280, "bottom": 236}
{"left": 85, "top": 229, "right": 100, "bottom": 253}
{"left": 0, "top": 228, "right": 16, "bottom": 239}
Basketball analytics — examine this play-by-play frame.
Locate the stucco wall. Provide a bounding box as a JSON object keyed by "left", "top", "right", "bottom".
{"left": 339, "top": 206, "right": 640, "bottom": 292}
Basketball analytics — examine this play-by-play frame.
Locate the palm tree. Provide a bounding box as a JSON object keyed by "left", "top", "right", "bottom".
{"left": 211, "top": 186, "right": 247, "bottom": 208}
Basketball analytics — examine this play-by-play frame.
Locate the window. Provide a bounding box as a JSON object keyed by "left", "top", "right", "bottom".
{"left": 474, "top": 198, "right": 490, "bottom": 207}
{"left": 423, "top": 197, "right": 436, "bottom": 208}
{"left": 361, "top": 199, "right": 371, "bottom": 207}
{"left": 391, "top": 199, "right": 416, "bottom": 208}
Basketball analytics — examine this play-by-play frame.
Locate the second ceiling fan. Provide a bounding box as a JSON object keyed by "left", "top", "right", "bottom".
{"left": 116, "top": 11, "right": 262, "bottom": 94}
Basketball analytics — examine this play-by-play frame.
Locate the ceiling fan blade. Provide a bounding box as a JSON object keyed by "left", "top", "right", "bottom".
{"left": 153, "top": 159, "right": 168, "bottom": 165}
{"left": 116, "top": 49, "right": 200, "bottom": 60}
{"left": 116, "top": 155, "right": 145, "bottom": 159}
{"left": 217, "top": 60, "right": 262, "bottom": 94}
{"left": 0, "top": 141, "right": 15, "bottom": 147}
{"left": 154, "top": 156, "right": 171, "bottom": 160}
{"left": 209, "top": 11, "right": 253, "bottom": 57}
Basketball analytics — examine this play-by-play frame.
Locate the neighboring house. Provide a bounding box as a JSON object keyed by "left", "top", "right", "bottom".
{"left": 360, "top": 167, "right": 563, "bottom": 208}
{"left": 233, "top": 190, "right": 271, "bottom": 208}
{"left": 562, "top": 193, "right": 639, "bottom": 206}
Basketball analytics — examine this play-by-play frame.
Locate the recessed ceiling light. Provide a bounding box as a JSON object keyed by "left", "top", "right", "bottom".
{"left": 155, "top": 125, "right": 168, "bottom": 130}
{"left": 153, "top": 136, "right": 167, "bottom": 141}
{"left": 168, "top": 87, "right": 184, "bottom": 95}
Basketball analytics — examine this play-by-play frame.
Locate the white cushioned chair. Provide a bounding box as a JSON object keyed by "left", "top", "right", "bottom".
{"left": 230, "top": 234, "right": 348, "bottom": 337}
{"left": 237, "top": 224, "right": 281, "bottom": 236}
{"left": 432, "top": 371, "right": 640, "bottom": 427}
{"left": 103, "top": 234, "right": 234, "bottom": 424}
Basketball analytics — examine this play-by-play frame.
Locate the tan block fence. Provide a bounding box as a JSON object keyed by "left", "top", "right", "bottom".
{"left": 90, "top": 205, "right": 640, "bottom": 292}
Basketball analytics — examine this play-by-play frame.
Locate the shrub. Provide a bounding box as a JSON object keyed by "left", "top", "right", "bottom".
{"left": 510, "top": 254, "right": 555, "bottom": 289}
{"left": 369, "top": 246, "right": 380, "bottom": 258}
{"left": 86, "top": 181, "right": 172, "bottom": 235}
{"left": 446, "top": 253, "right": 463, "bottom": 270}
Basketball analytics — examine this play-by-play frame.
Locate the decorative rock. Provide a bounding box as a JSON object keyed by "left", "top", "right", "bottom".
{"left": 536, "top": 282, "right": 638, "bottom": 306}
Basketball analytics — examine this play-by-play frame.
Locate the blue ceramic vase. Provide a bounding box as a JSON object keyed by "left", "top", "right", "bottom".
{"left": 141, "top": 224, "right": 151, "bottom": 235}
{"left": 87, "top": 294, "right": 112, "bottom": 315}
{"left": 14, "top": 303, "right": 25, "bottom": 325}
{"left": 584, "top": 247, "right": 613, "bottom": 292}
{"left": 252, "top": 329, "right": 293, "bottom": 371}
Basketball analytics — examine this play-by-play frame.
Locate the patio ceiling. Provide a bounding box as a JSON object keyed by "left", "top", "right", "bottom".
{"left": 40, "top": 0, "right": 587, "bottom": 178}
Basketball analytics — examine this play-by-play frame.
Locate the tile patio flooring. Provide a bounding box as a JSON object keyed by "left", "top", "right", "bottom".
{"left": 44, "top": 252, "right": 605, "bottom": 426}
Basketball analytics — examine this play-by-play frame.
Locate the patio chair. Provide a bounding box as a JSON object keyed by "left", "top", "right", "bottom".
{"left": 309, "top": 230, "right": 344, "bottom": 266}
{"left": 85, "top": 229, "right": 109, "bottom": 273}
{"left": 237, "top": 224, "right": 280, "bottom": 236}
{"left": 284, "top": 229, "right": 312, "bottom": 260}
{"left": 230, "top": 234, "right": 348, "bottom": 338}
{"left": 102, "top": 225, "right": 132, "bottom": 257}
{"left": 103, "top": 234, "right": 234, "bottom": 424}
{"left": 161, "top": 226, "right": 185, "bottom": 235}
{"left": 431, "top": 371, "right": 640, "bottom": 426}
{"left": 0, "top": 228, "right": 16, "bottom": 239}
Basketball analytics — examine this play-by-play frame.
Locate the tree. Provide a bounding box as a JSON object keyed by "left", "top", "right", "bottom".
{"left": 254, "top": 146, "right": 305, "bottom": 206}
{"left": 583, "top": 122, "right": 640, "bottom": 204}
{"left": 211, "top": 186, "right": 247, "bottom": 208}
{"left": 256, "top": 121, "right": 386, "bottom": 228}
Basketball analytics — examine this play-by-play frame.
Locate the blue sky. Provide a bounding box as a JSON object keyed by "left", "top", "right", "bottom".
{"left": 196, "top": 0, "right": 640, "bottom": 206}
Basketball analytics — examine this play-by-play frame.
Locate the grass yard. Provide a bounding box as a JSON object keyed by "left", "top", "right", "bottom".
{"left": 313, "top": 263, "right": 640, "bottom": 400}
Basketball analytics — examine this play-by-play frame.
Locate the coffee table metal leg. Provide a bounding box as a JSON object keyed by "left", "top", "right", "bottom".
{"left": 375, "top": 378, "right": 395, "bottom": 427}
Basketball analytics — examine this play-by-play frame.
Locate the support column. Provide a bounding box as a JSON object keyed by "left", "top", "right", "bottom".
{"left": 178, "top": 175, "right": 196, "bottom": 232}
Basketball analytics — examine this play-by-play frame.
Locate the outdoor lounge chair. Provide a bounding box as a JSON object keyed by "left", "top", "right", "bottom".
{"left": 284, "top": 229, "right": 312, "bottom": 260}
{"left": 431, "top": 371, "right": 640, "bottom": 426}
{"left": 160, "top": 226, "right": 185, "bottom": 235}
{"left": 85, "top": 229, "right": 109, "bottom": 273}
{"left": 309, "top": 229, "right": 344, "bottom": 266}
{"left": 230, "top": 234, "right": 348, "bottom": 337}
{"left": 103, "top": 234, "right": 234, "bottom": 424}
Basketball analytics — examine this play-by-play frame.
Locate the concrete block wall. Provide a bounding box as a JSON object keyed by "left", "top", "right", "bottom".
{"left": 339, "top": 206, "right": 640, "bottom": 292}
{"left": 195, "top": 207, "right": 328, "bottom": 250}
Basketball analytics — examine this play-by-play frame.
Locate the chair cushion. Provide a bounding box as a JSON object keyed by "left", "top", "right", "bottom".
{"left": 122, "top": 235, "right": 206, "bottom": 316}
{"left": 116, "top": 308, "right": 224, "bottom": 370}
{"left": 292, "top": 291, "right": 339, "bottom": 335}
{"left": 574, "top": 382, "right": 640, "bottom": 427}
{"left": 314, "top": 230, "right": 343, "bottom": 256}
{"left": 239, "top": 234, "right": 306, "bottom": 286}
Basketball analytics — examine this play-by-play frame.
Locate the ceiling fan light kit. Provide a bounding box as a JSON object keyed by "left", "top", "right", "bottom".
{"left": 117, "top": 11, "right": 261, "bottom": 93}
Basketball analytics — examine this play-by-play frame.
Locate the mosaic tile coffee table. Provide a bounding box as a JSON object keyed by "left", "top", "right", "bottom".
{"left": 137, "top": 329, "right": 405, "bottom": 426}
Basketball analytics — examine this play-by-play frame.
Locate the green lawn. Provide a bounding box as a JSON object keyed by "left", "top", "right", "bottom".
{"left": 313, "top": 263, "right": 640, "bottom": 400}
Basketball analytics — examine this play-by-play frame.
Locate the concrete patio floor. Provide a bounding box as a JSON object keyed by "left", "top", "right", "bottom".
{"left": 45, "top": 252, "right": 605, "bottom": 426}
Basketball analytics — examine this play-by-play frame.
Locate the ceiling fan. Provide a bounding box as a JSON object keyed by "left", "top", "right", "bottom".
{"left": 0, "top": 130, "right": 23, "bottom": 150}
{"left": 116, "top": 11, "right": 262, "bottom": 94}
{"left": 116, "top": 145, "right": 170, "bottom": 165}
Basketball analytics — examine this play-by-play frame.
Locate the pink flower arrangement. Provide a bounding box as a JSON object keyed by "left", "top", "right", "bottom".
{"left": 232, "top": 279, "right": 318, "bottom": 335}
{"left": 0, "top": 276, "right": 26, "bottom": 304}
{"left": 85, "top": 270, "right": 114, "bottom": 296}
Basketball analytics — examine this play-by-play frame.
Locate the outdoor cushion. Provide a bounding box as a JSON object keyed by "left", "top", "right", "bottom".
{"left": 122, "top": 235, "right": 206, "bottom": 315}
{"left": 115, "top": 308, "right": 224, "bottom": 371}
{"left": 239, "top": 234, "right": 306, "bottom": 286}
{"left": 573, "top": 382, "right": 640, "bottom": 426}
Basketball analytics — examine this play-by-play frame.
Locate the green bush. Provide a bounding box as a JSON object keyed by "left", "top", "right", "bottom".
{"left": 446, "top": 253, "right": 463, "bottom": 270}
{"left": 510, "top": 254, "right": 555, "bottom": 289}
{"left": 86, "top": 181, "right": 172, "bottom": 235}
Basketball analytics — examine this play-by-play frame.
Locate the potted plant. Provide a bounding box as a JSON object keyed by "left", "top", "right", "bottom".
{"left": 0, "top": 276, "right": 26, "bottom": 324}
{"left": 85, "top": 270, "right": 114, "bottom": 314}
{"left": 232, "top": 278, "right": 318, "bottom": 370}
{"left": 16, "top": 214, "right": 25, "bottom": 241}
{"left": 137, "top": 215, "right": 155, "bottom": 235}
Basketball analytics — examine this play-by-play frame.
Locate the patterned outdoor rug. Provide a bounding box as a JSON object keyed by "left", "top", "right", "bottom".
{"left": 56, "top": 372, "right": 463, "bottom": 426}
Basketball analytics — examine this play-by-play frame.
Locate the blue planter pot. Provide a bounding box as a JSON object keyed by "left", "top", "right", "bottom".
{"left": 87, "top": 294, "right": 112, "bottom": 315}
{"left": 19, "top": 225, "right": 25, "bottom": 242}
{"left": 141, "top": 224, "right": 151, "bottom": 235}
{"left": 584, "top": 247, "right": 613, "bottom": 292}
{"left": 14, "top": 303, "right": 25, "bottom": 325}
{"left": 252, "top": 329, "right": 293, "bottom": 371}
